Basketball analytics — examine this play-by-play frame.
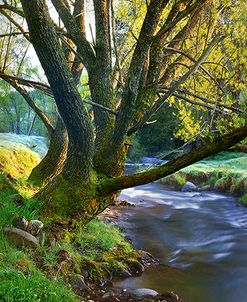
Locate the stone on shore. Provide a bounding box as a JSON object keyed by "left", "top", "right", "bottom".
{"left": 3, "top": 227, "right": 39, "bottom": 248}
{"left": 129, "top": 288, "right": 159, "bottom": 300}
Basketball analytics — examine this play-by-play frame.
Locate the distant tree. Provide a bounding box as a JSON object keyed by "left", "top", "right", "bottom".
{"left": 0, "top": 0, "right": 246, "bottom": 228}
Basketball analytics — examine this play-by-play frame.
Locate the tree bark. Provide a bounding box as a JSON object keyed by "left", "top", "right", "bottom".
{"left": 20, "top": 0, "right": 94, "bottom": 182}
{"left": 28, "top": 116, "right": 68, "bottom": 186}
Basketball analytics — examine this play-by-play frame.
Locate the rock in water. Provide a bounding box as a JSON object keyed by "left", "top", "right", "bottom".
{"left": 4, "top": 227, "right": 39, "bottom": 248}
{"left": 129, "top": 288, "right": 158, "bottom": 300}
{"left": 181, "top": 181, "right": 198, "bottom": 192}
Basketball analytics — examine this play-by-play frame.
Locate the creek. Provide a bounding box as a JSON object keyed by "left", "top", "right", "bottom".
{"left": 114, "top": 159, "right": 247, "bottom": 302}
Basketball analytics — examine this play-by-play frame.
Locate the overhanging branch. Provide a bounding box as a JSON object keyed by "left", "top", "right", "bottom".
{"left": 0, "top": 72, "right": 117, "bottom": 116}
{"left": 100, "top": 124, "right": 247, "bottom": 194}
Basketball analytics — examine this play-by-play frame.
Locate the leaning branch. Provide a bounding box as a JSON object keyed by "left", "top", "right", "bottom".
{"left": 1, "top": 75, "right": 54, "bottom": 135}
{"left": 0, "top": 4, "right": 24, "bottom": 17}
{"left": 100, "top": 124, "right": 247, "bottom": 194}
{"left": 163, "top": 47, "right": 224, "bottom": 93}
{"left": 0, "top": 72, "right": 117, "bottom": 116}
{"left": 0, "top": 9, "right": 29, "bottom": 41}
{"left": 171, "top": 92, "right": 229, "bottom": 114}
{"left": 51, "top": 0, "right": 95, "bottom": 70}
{"left": 159, "top": 87, "right": 244, "bottom": 114}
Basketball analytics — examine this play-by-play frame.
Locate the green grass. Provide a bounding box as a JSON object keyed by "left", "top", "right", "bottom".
{"left": 161, "top": 151, "right": 247, "bottom": 203}
{"left": 78, "top": 219, "right": 132, "bottom": 254}
{"left": 0, "top": 183, "right": 79, "bottom": 302}
{"left": 0, "top": 249, "right": 78, "bottom": 302}
{"left": 0, "top": 177, "right": 140, "bottom": 301}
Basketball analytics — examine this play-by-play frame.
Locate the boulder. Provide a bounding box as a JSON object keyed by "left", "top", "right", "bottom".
{"left": 181, "top": 181, "right": 198, "bottom": 192}
{"left": 3, "top": 227, "right": 39, "bottom": 248}
{"left": 129, "top": 288, "right": 158, "bottom": 300}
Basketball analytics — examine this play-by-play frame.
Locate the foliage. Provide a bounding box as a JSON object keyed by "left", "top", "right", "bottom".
{"left": 0, "top": 81, "right": 56, "bottom": 137}
{"left": 127, "top": 135, "right": 146, "bottom": 161}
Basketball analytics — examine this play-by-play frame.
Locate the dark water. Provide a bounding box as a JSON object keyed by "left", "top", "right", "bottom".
{"left": 114, "top": 182, "right": 247, "bottom": 302}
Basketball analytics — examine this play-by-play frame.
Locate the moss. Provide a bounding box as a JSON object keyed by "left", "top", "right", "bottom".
{"left": 0, "top": 141, "right": 40, "bottom": 179}
{"left": 241, "top": 192, "right": 247, "bottom": 206}
{"left": 161, "top": 172, "right": 186, "bottom": 189}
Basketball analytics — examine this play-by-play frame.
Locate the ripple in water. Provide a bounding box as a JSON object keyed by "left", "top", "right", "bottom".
{"left": 114, "top": 182, "right": 247, "bottom": 302}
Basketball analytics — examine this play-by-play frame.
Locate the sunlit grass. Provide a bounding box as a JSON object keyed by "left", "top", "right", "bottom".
{"left": 161, "top": 151, "right": 247, "bottom": 202}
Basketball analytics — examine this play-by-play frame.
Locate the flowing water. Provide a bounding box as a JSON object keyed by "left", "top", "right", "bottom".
{"left": 114, "top": 180, "right": 247, "bottom": 302}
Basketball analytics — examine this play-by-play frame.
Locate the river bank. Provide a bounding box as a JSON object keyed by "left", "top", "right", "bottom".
{"left": 0, "top": 174, "right": 182, "bottom": 302}
{"left": 159, "top": 151, "right": 247, "bottom": 204}
{"left": 1, "top": 135, "right": 246, "bottom": 301}
{"left": 0, "top": 134, "right": 183, "bottom": 301}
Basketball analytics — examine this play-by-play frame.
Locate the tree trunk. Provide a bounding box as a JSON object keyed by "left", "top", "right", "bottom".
{"left": 28, "top": 116, "right": 68, "bottom": 186}
{"left": 27, "top": 113, "right": 37, "bottom": 136}
{"left": 21, "top": 0, "right": 94, "bottom": 183}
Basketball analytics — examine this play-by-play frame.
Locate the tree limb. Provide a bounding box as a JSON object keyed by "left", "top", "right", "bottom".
{"left": 128, "top": 36, "right": 223, "bottom": 136}
{"left": 163, "top": 47, "right": 225, "bottom": 93}
{"left": 0, "top": 9, "right": 29, "bottom": 41}
{"left": 113, "top": 0, "right": 168, "bottom": 146}
{"left": 51, "top": 0, "right": 95, "bottom": 70}
{"left": 160, "top": 87, "right": 244, "bottom": 114}
{"left": 0, "top": 4, "right": 24, "bottom": 17}
{"left": 0, "top": 75, "right": 54, "bottom": 135}
{"left": 100, "top": 124, "right": 247, "bottom": 194}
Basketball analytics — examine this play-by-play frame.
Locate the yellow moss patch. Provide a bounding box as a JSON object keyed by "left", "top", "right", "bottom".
{"left": 0, "top": 140, "right": 40, "bottom": 179}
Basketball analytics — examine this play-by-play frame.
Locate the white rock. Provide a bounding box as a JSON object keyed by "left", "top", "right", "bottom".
{"left": 129, "top": 288, "right": 159, "bottom": 299}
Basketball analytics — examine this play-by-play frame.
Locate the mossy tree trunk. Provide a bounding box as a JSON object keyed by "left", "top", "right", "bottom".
{"left": 28, "top": 116, "right": 68, "bottom": 186}
{"left": 18, "top": 0, "right": 247, "bottom": 226}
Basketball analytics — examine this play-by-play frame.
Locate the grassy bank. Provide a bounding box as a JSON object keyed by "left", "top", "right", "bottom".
{"left": 0, "top": 176, "right": 146, "bottom": 301}
{"left": 0, "top": 138, "right": 145, "bottom": 302}
{"left": 161, "top": 151, "right": 247, "bottom": 204}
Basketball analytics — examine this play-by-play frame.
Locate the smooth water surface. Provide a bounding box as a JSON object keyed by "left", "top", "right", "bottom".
{"left": 114, "top": 182, "right": 247, "bottom": 302}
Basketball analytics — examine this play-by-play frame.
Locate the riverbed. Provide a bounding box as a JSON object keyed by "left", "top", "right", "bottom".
{"left": 114, "top": 181, "right": 247, "bottom": 302}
